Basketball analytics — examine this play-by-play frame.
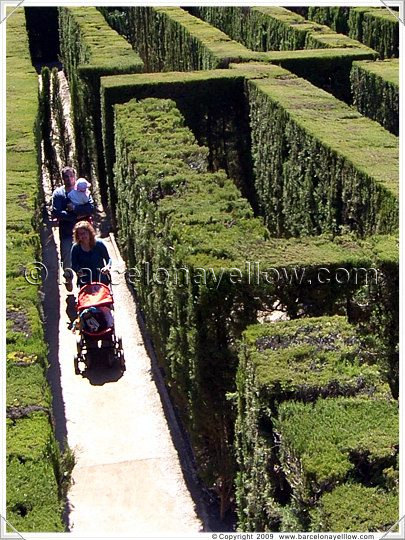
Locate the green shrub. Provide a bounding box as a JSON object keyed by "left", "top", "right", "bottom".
{"left": 189, "top": 7, "right": 368, "bottom": 53}
{"left": 100, "top": 6, "right": 253, "bottom": 73}
{"left": 7, "top": 363, "right": 51, "bottom": 409}
{"left": 99, "top": 7, "right": 375, "bottom": 104}
{"left": 310, "top": 483, "right": 398, "bottom": 532}
{"left": 7, "top": 414, "right": 53, "bottom": 462}
{"left": 7, "top": 459, "right": 64, "bottom": 532}
{"left": 306, "top": 7, "right": 399, "bottom": 60}
{"left": 101, "top": 69, "right": 253, "bottom": 212}
{"left": 275, "top": 397, "right": 398, "bottom": 504}
{"left": 187, "top": 6, "right": 377, "bottom": 102}
{"left": 247, "top": 66, "right": 398, "bottom": 237}
{"left": 351, "top": 59, "right": 399, "bottom": 135}
{"left": 234, "top": 316, "right": 390, "bottom": 531}
{"left": 349, "top": 8, "right": 399, "bottom": 59}
{"left": 307, "top": 7, "right": 350, "bottom": 34}
{"left": 241, "top": 317, "right": 385, "bottom": 401}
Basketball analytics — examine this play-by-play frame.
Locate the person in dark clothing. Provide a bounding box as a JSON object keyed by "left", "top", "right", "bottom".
{"left": 71, "top": 221, "right": 112, "bottom": 287}
{"left": 52, "top": 166, "right": 94, "bottom": 291}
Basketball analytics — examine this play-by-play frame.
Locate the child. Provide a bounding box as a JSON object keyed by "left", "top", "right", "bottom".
{"left": 68, "top": 177, "right": 91, "bottom": 207}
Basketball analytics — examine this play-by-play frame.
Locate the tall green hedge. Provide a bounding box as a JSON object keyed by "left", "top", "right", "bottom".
{"left": 307, "top": 7, "right": 350, "bottom": 34}
{"left": 306, "top": 7, "right": 399, "bottom": 59}
{"left": 235, "top": 316, "right": 396, "bottom": 531}
{"left": 101, "top": 61, "right": 384, "bottom": 227}
{"left": 247, "top": 65, "right": 398, "bottom": 237}
{"left": 101, "top": 70, "right": 256, "bottom": 217}
{"left": 310, "top": 484, "right": 398, "bottom": 532}
{"left": 351, "top": 59, "right": 399, "bottom": 135}
{"left": 99, "top": 6, "right": 375, "bottom": 103}
{"left": 184, "top": 6, "right": 376, "bottom": 101}
{"left": 188, "top": 6, "right": 369, "bottom": 53}
{"left": 6, "top": 9, "right": 64, "bottom": 532}
{"left": 100, "top": 6, "right": 254, "bottom": 73}
{"left": 349, "top": 7, "right": 399, "bottom": 59}
{"left": 275, "top": 397, "right": 398, "bottom": 529}
{"left": 58, "top": 6, "right": 143, "bottom": 190}
{"left": 112, "top": 96, "right": 397, "bottom": 517}
{"left": 187, "top": 4, "right": 376, "bottom": 102}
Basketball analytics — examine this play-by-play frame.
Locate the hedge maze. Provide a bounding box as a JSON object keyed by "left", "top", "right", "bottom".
{"left": 9, "top": 5, "right": 399, "bottom": 532}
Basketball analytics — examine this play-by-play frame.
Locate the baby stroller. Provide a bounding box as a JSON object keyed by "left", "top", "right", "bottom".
{"left": 74, "top": 282, "right": 125, "bottom": 375}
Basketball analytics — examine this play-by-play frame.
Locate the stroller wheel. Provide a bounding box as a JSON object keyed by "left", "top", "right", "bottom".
{"left": 86, "top": 353, "right": 92, "bottom": 370}
{"left": 120, "top": 354, "right": 126, "bottom": 371}
{"left": 107, "top": 349, "right": 115, "bottom": 368}
{"left": 115, "top": 336, "right": 123, "bottom": 351}
{"left": 74, "top": 355, "right": 80, "bottom": 375}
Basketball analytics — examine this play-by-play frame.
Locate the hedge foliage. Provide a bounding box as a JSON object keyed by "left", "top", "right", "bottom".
{"left": 247, "top": 65, "right": 398, "bottom": 237}
{"left": 350, "top": 59, "right": 399, "bottom": 135}
{"left": 98, "top": 6, "right": 375, "bottom": 104}
{"left": 307, "top": 7, "right": 350, "bottom": 35}
{"left": 58, "top": 6, "right": 143, "bottom": 185}
{"left": 234, "top": 317, "right": 395, "bottom": 531}
{"left": 8, "top": 5, "right": 398, "bottom": 533}
{"left": 239, "top": 317, "right": 385, "bottom": 402}
{"left": 188, "top": 6, "right": 368, "bottom": 53}
{"left": 112, "top": 96, "right": 398, "bottom": 519}
{"left": 100, "top": 70, "right": 255, "bottom": 216}
{"left": 101, "top": 60, "right": 393, "bottom": 236}
{"left": 310, "top": 483, "right": 398, "bottom": 532}
{"left": 276, "top": 397, "right": 397, "bottom": 493}
{"left": 186, "top": 6, "right": 379, "bottom": 102}
{"left": 306, "top": 7, "right": 398, "bottom": 59}
{"left": 100, "top": 6, "right": 254, "bottom": 73}
{"left": 6, "top": 9, "right": 64, "bottom": 532}
{"left": 349, "top": 7, "right": 399, "bottom": 60}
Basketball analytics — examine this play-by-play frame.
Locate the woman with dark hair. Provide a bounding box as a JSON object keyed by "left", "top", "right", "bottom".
{"left": 71, "top": 221, "right": 111, "bottom": 286}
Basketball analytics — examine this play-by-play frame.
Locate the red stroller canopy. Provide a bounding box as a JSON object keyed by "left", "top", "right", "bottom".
{"left": 77, "top": 282, "right": 113, "bottom": 312}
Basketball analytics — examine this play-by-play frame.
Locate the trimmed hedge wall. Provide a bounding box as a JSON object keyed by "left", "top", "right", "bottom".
{"left": 351, "top": 59, "right": 399, "bottom": 135}
{"left": 58, "top": 6, "right": 143, "bottom": 189}
{"left": 112, "top": 96, "right": 397, "bottom": 517}
{"left": 186, "top": 6, "right": 378, "bottom": 102}
{"left": 99, "top": 6, "right": 254, "bottom": 73}
{"left": 307, "top": 7, "right": 350, "bottom": 35}
{"left": 101, "top": 70, "right": 256, "bottom": 216}
{"left": 101, "top": 61, "right": 386, "bottom": 227}
{"left": 247, "top": 65, "right": 398, "bottom": 237}
{"left": 235, "top": 317, "right": 396, "bottom": 531}
{"left": 310, "top": 483, "right": 398, "bottom": 532}
{"left": 6, "top": 9, "right": 64, "bottom": 532}
{"left": 188, "top": 7, "right": 369, "bottom": 53}
{"left": 306, "top": 7, "right": 398, "bottom": 59}
{"left": 99, "top": 6, "right": 376, "bottom": 103}
{"left": 349, "top": 7, "right": 399, "bottom": 60}
{"left": 275, "top": 397, "right": 398, "bottom": 528}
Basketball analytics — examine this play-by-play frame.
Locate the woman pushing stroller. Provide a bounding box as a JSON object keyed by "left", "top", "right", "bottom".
{"left": 71, "top": 221, "right": 125, "bottom": 374}
{"left": 71, "top": 220, "right": 112, "bottom": 286}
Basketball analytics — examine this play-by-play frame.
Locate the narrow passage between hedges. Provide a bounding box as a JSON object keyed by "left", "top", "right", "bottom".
{"left": 41, "top": 72, "right": 202, "bottom": 535}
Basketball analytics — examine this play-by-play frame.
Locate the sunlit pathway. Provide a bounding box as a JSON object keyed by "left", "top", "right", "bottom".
{"left": 53, "top": 233, "right": 202, "bottom": 534}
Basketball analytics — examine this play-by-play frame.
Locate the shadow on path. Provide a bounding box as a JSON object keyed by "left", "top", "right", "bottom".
{"left": 82, "top": 363, "right": 124, "bottom": 386}
{"left": 41, "top": 220, "right": 68, "bottom": 446}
